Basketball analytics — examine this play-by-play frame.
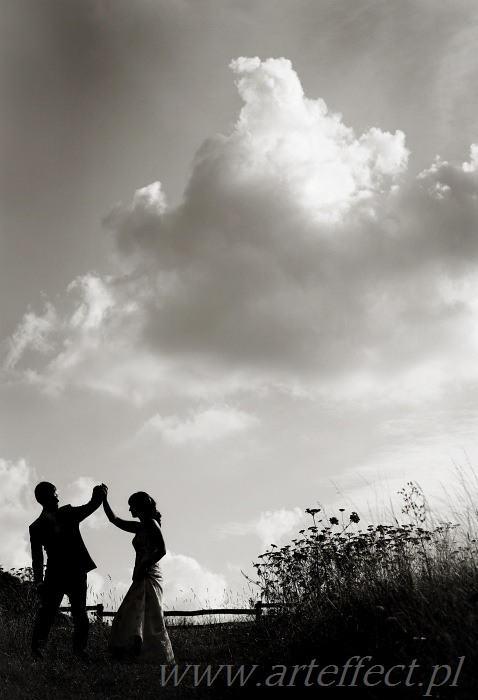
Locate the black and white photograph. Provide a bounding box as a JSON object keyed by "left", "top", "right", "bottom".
{"left": 1, "top": 1, "right": 478, "bottom": 697}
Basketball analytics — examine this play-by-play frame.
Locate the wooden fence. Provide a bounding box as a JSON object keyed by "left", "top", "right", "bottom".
{"left": 59, "top": 601, "right": 284, "bottom": 624}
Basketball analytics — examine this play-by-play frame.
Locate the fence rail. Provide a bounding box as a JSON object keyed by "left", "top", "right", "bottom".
{"left": 59, "top": 601, "right": 285, "bottom": 623}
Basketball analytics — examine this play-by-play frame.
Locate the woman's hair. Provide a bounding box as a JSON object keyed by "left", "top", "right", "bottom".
{"left": 128, "top": 491, "right": 162, "bottom": 525}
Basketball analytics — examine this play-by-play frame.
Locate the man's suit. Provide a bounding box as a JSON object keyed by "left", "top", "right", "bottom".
{"left": 30, "top": 496, "right": 102, "bottom": 654}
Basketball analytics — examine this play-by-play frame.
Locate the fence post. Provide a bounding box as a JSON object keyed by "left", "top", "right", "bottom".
{"left": 96, "top": 604, "right": 104, "bottom": 622}
{"left": 254, "top": 601, "right": 262, "bottom": 622}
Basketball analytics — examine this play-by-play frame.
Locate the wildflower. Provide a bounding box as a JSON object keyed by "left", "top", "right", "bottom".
{"left": 293, "top": 552, "right": 307, "bottom": 561}
{"left": 329, "top": 517, "right": 339, "bottom": 525}
{"left": 350, "top": 512, "right": 360, "bottom": 523}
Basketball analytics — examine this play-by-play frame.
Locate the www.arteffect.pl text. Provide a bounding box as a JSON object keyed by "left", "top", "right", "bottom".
{"left": 160, "top": 655, "right": 465, "bottom": 696}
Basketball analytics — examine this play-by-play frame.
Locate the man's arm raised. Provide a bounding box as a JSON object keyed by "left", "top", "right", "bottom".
{"left": 72, "top": 483, "right": 108, "bottom": 522}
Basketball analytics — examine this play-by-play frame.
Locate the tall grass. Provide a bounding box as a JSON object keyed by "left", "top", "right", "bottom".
{"left": 244, "top": 477, "right": 478, "bottom": 695}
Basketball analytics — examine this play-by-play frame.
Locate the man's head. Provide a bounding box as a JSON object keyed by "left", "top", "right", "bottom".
{"left": 34, "top": 482, "right": 59, "bottom": 510}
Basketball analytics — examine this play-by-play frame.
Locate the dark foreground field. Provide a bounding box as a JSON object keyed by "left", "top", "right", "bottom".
{"left": 2, "top": 559, "right": 478, "bottom": 699}
{"left": 1, "top": 602, "right": 477, "bottom": 700}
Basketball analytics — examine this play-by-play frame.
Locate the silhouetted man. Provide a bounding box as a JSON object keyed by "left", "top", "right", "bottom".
{"left": 29, "top": 481, "right": 107, "bottom": 659}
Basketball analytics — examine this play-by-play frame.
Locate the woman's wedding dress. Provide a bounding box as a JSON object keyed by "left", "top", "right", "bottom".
{"left": 109, "top": 528, "right": 175, "bottom": 663}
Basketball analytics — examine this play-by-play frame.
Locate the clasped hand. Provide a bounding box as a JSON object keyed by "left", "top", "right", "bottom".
{"left": 93, "top": 483, "right": 108, "bottom": 501}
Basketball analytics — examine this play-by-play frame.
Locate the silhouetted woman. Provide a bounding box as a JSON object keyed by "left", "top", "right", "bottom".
{"left": 103, "top": 491, "right": 175, "bottom": 664}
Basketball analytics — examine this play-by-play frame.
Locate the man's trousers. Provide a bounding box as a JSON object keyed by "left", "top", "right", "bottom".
{"left": 32, "top": 572, "right": 89, "bottom": 653}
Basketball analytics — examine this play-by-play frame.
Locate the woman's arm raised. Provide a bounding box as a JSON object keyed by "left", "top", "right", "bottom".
{"left": 103, "top": 497, "right": 140, "bottom": 533}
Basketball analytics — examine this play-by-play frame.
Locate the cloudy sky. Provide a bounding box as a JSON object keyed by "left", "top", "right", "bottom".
{"left": 2, "top": 0, "right": 478, "bottom": 609}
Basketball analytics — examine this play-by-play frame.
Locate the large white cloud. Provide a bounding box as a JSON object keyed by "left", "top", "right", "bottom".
{"left": 222, "top": 506, "right": 306, "bottom": 553}
{"left": 159, "top": 552, "right": 229, "bottom": 610}
{"left": 0, "top": 458, "right": 37, "bottom": 568}
{"left": 3, "top": 57, "right": 478, "bottom": 405}
{"left": 137, "top": 404, "right": 258, "bottom": 444}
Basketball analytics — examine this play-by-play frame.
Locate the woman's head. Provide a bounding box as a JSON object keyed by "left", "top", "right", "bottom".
{"left": 128, "top": 491, "right": 161, "bottom": 524}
